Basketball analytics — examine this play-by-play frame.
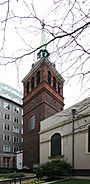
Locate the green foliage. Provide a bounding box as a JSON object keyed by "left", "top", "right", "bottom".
{"left": 36, "top": 160, "right": 72, "bottom": 180}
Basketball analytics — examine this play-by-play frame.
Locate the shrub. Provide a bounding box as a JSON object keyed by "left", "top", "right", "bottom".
{"left": 35, "top": 160, "right": 72, "bottom": 180}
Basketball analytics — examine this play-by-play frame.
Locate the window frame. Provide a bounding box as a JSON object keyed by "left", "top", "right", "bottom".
{"left": 36, "top": 71, "right": 40, "bottom": 85}
{"left": 13, "top": 146, "right": 19, "bottom": 153}
{"left": 13, "top": 106, "right": 19, "bottom": 113}
{"left": 3, "top": 145, "right": 11, "bottom": 152}
{"left": 27, "top": 81, "right": 29, "bottom": 94}
{"left": 4, "top": 113, "right": 11, "bottom": 120}
{"left": 31, "top": 77, "right": 35, "bottom": 90}
{"left": 13, "top": 136, "right": 19, "bottom": 143}
{"left": 13, "top": 116, "right": 19, "bottom": 123}
{"left": 48, "top": 71, "right": 51, "bottom": 85}
{"left": 51, "top": 133, "right": 61, "bottom": 157}
{"left": 3, "top": 124, "right": 11, "bottom": 131}
{"left": 58, "top": 81, "right": 60, "bottom": 94}
{"left": 3, "top": 134, "right": 11, "bottom": 142}
{"left": 29, "top": 116, "right": 35, "bottom": 130}
{"left": 53, "top": 76, "right": 56, "bottom": 90}
{"left": 29, "top": 146, "right": 35, "bottom": 161}
{"left": 13, "top": 126, "right": 19, "bottom": 133}
{"left": 4, "top": 102, "right": 11, "bottom": 110}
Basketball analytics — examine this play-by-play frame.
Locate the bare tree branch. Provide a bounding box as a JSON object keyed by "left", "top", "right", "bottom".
{"left": 0, "top": 0, "right": 90, "bottom": 102}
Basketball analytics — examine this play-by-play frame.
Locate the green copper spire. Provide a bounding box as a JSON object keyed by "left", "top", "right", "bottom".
{"left": 40, "top": 20, "right": 46, "bottom": 50}
{"left": 37, "top": 20, "right": 50, "bottom": 60}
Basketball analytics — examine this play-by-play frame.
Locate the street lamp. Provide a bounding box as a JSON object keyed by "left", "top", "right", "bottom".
{"left": 71, "top": 108, "right": 76, "bottom": 175}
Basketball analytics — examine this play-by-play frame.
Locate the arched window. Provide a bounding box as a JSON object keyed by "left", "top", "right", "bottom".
{"left": 58, "top": 81, "right": 60, "bottom": 94}
{"left": 51, "top": 133, "right": 61, "bottom": 156}
{"left": 88, "top": 125, "right": 90, "bottom": 152}
{"left": 48, "top": 71, "right": 51, "bottom": 85}
{"left": 27, "top": 81, "right": 29, "bottom": 94}
{"left": 53, "top": 77, "right": 56, "bottom": 90}
{"left": 29, "top": 147, "right": 35, "bottom": 161}
{"left": 29, "top": 116, "right": 35, "bottom": 130}
{"left": 31, "top": 77, "right": 34, "bottom": 90}
{"left": 36, "top": 71, "right": 40, "bottom": 85}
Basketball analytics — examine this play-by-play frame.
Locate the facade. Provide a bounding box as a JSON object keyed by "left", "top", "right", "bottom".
{"left": 40, "top": 97, "right": 90, "bottom": 175}
{"left": 0, "top": 83, "right": 23, "bottom": 168}
{"left": 22, "top": 48, "right": 64, "bottom": 168}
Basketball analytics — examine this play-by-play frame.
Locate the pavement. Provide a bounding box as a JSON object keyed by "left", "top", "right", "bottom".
{"left": 73, "top": 176, "right": 90, "bottom": 180}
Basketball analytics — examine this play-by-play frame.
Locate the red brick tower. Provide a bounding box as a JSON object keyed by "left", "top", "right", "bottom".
{"left": 22, "top": 27, "right": 64, "bottom": 169}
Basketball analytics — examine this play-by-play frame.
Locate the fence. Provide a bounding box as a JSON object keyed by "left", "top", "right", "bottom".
{"left": 0, "top": 176, "right": 37, "bottom": 184}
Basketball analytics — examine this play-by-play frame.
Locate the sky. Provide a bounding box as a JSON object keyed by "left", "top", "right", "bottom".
{"left": 0, "top": 0, "right": 90, "bottom": 109}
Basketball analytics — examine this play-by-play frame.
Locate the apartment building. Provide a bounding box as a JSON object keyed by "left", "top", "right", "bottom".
{"left": 0, "top": 83, "right": 23, "bottom": 168}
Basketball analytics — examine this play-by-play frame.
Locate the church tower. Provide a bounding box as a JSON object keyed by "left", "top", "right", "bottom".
{"left": 22, "top": 23, "right": 64, "bottom": 169}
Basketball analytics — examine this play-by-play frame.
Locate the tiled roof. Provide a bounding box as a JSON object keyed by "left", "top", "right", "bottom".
{"left": 40, "top": 97, "right": 90, "bottom": 131}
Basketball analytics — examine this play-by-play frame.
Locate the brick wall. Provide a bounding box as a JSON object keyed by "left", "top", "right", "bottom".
{"left": 23, "top": 59, "right": 64, "bottom": 168}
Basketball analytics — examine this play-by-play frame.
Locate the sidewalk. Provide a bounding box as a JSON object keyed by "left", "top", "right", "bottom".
{"left": 73, "top": 176, "right": 90, "bottom": 180}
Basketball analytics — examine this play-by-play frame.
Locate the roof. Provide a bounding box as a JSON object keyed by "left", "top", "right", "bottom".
{"left": 0, "top": 82, "right": 22, "bottom": 105}
{"left": 40, "top": 97, "right": 90, "bottom": 132}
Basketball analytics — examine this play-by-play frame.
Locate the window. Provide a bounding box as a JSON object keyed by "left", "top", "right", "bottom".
{"left": 3, "top": 124, "right": 10, "bottom": 131}
{"left": 30, "top": 147, "right": 35, "bottom": 161}
{"left": 48, "top": 71, "right": 51, "bottom": 85}
{"left": 4, "top": 113, "right": 10, "bottom": 120}
{"left": 21, "top": 109, "right": 23, "bottom": 116}
{"left": 13, "top": 136, "right": 19, "bottom": 143}
{"left": 3, "top": 157, "right": 10, "bottom": 167}
{"left": 21, "top": 138, "right": 23, "bottom": 143}
{"left": 36, "top": 71, "right": 40, "bottom": 85}
{"left": 13, "top": 106, "right": 19, "bottom": 113}
{"left": 88, "top": 125, "right": 90, "bottom": 152}
{"left": 21, "top": 128, "right": 23, "bottom": 134}
{"left": 53, "top": 77, "right": 56, "bottom": 90}
{"left": 29, "top": 116, "right": 35, "bottom": 130}
{"left": 13, "top": 116, "right": 19, "bottom": 123}
{"left": 3, "top": 145, "right": 11, "bottom": 152}
{"left": 21, "top": 118, "right": 23, "bottom": 124}
{"left": 13, "top": 126, "right": 19, "bottom": 133}
{"left": 13, "top": 146, "right": 19, "bottom": 153}
{"left": 31, "top": 77, "right": 35, "bottom": 90}
{"left": 27, "top": 81, "right": 29, "bottom": 93}
{"left": 51, "top": 133, "right": 61, "bottom": 156}
{"left": 58, "top": 81, "right": 60, "bottom": 94}
{"left": 4, "top": 102, "right": 10, "bottom": 110}
{"left": 3, "top": 134, "right": 11, "bottom": 142}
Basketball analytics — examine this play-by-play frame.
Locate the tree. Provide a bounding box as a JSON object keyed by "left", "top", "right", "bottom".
{"left": 0, "top": 0, "right": 90, "bottom": 104}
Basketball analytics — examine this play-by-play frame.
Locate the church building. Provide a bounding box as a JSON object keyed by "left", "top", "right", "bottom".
{"left": 22, "top": 25, "right": 64, "bottom": 169}
{"left": 40, "top": 97, "right": 90, "bottom": 175}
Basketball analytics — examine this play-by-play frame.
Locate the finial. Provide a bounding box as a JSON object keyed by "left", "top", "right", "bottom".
{"left": 40, "top": 19, "right": 46, "bottom": 50}
{"left": 37, "top": 19, "right": 50, "bottom": 60}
